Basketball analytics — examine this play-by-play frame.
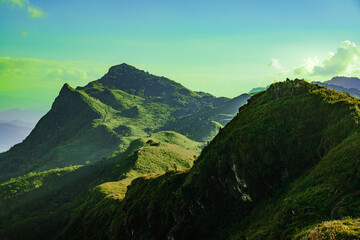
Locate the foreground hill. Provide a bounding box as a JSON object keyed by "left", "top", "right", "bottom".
{"left": 0, "top": 131, "right": 200, "bottom": 239}
{"left": 42, "top": 79, "right": 360, "bottom": 240}
{"left": 0, "top": 64, "right": 249, "bottom": 182}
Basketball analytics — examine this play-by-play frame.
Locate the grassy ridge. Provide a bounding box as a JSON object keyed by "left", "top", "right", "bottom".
{"left": 0, "top": 64, "right": 249, "bottom": 183}
{"left": 0, "top": 165, "right": 82, "bottom": 200}
{"left": 73, "top": 79, "right": 360, "bottom": 240}
{"left": 0, "top": 131, "right": 200, "bottom": 240}
{"left": 294, "top": 218, "right": 360, "bottom": 240}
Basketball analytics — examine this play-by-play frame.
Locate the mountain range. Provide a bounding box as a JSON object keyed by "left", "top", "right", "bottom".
{"left": 313, "top": 76, "right": 360, "bottom": 98}
{"left": 0, "top": 63, "right": 249, "bottom": 182}
{"left": 0, "top": 64, "right": 250, "bottom": 239}
{"left": 1, "top": 66, "right": 360, "bottom": 239}
{"left": 0, "top": 109, "right": 46, "bottom": 152}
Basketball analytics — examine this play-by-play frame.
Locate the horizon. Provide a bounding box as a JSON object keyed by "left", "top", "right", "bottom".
{"left": 1, "top": 0, "right": 360, "bottom": 111}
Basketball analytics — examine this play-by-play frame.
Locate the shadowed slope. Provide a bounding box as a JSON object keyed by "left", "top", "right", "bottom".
{"left": 90, "top": 79, "right": 360, "bottom": 240}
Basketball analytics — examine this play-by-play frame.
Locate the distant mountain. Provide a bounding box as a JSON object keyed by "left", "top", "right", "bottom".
{"left": 313, "top": 76, "right": 360, "bottom": 98}
{"left": 324, "top": 76, "right": 360, "bottom": 89}
{"left": 0, "top": 109, "right": 46, "bottom": 124}
{"left": 0, "top": 109, "right": 45, "bottom": 152}
{"left": 248, "top": 86, "right": 266, "bottom": 94}
{"left": 0, "top": 123, "right": 32, "bottom": 152}
{"left": 0, "top": 63, "right": 249, "bottom": 181}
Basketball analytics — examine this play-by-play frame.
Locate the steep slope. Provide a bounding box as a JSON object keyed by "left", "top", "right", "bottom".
{"left": 65, "top": 79, "right": 360, "bottom": 240}
{"left": 0, "top": 63, "right": 249, "bottom": 239}
{"left": 163, "top": 94, "right": 251, "bottom": 142}
{"left": 0, "top": 64, "right": 249, "bottom": 182}
{"left": 0, "top": 84, "right": 119, "bottom": 181}
{"left": 78, "top": 63, "right": 249, "bottom": 141}
{"left": 0, "top": 131, "right": 200, "bottom": 240}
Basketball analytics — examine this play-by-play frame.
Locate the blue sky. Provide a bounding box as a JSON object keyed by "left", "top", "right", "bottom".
{"left": 1, "top": 0, "right": 360, "bottom": 110}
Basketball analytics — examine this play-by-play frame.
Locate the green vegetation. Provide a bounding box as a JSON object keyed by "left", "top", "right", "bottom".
{"left": 4, "top": 76, "right": 360, "bottom": 240}
{"left": 0, "top": 63, "right": 249, "bottom": 182}
{"left": 52, "top": 79, "right": 360, "bottom": 240}
{"left": 0, "top": 64, "right": 248, "bottom": 237}
{"left": 0, "top": 165, "right": 81, "bottom": 200}
{"left": 0, "top": 130, "right": 200, "bottom": 239}
{"left": 294, "top": 218, "right": 360, "bottom": 240}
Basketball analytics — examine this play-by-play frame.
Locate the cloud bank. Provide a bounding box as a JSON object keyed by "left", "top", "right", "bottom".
{"left": 269, "top": 40, "right": 360, "bottom": 79}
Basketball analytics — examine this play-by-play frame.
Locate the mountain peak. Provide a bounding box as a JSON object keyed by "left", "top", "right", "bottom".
{"left": 92, "top": 63, "right": 196, "bottom": 99}
{"left": 59, "top": 83, "right": 74, "bottom": 95}
{"left": 107, "top": 63, "right": 139, "bottom": 74}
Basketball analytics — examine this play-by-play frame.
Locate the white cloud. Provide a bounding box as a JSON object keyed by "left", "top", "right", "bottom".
{"left": 269, "top": 40, "right": 360, "bottom": 79}
{"left": 293, "top": 56, "right": 319, "bottom": 76}
{"left": 268, "top": 58, "right": 283, "bottom": 70}
{"left": 312, "top": 40, "right": 360, "bottom": 76}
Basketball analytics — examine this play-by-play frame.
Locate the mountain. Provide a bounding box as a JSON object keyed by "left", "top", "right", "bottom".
{"left": 0, "top": 109, "right": 46, "bottom": 152}
{"left": 0, "top": 131, "right": 201, "bottom": 239}
{"left": 2, "top": 79, "right": 360, "bottom": 239}
{"left": 0, "top": 63, "right": 250, "bottom": 239}
{"left": 36, "top": 79, "right": 360, "bottom": 240}
{"left": 0, "top": 122, "right": 32, "bottom": 153}
{"left": 324, "top": 76, "right": 360, "bottom": 90}
{"left": 0, "top": 109, "right": 46, "bottom": 124}
{"left": 0, "top": 64, "right": 249, "bottom": 182}
{"left": 248, "top": 86, "right": 266, "bottom": 94}
{"left": 313, "top": 76, "right": 360, "bottom": 98}
{"left": 7, "top": 64, "right": 360, "bottom": 239}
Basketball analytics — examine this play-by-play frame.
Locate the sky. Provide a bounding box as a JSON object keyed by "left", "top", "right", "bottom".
{"left": 1, "top": 0, "right": 360, "bottom": 111}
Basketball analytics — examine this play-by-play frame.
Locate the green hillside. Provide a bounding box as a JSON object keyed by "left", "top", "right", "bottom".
{"left": 0, "top": 64, "right": 249, "bottom": 182}
{"left": 0, "top": 131, "right": 200, "bottom": 239}
{"left": 47, "top": 79, "right": 360, "bottom": 240}
{"left": 0, "top": 64, "right": 250, "bottom": 239}
{"left": 3, "top": 76, "right": 359, "bottom": 239}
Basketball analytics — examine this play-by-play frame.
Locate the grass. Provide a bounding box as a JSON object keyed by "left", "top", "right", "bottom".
{"left": 294, "top": 218, "right": 360, "bottom": 240}
{"left": 0, "top": 165, "right": 82, "bottom": 200}
{"left": 0, "top": 129, "right": 200, "bottom": 240}
{"left": 5, "top": 78, "right": 360, "bottom": 240}
{"left": 0, "top": 64, "right": 247, "bottom": 182}
{"left": 85, "top": 79, "right": 360, "bottom": 240}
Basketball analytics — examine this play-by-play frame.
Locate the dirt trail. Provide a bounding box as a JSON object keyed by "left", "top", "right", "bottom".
{"left": 331, "top": 191, "right": 360, "bottom": 219}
